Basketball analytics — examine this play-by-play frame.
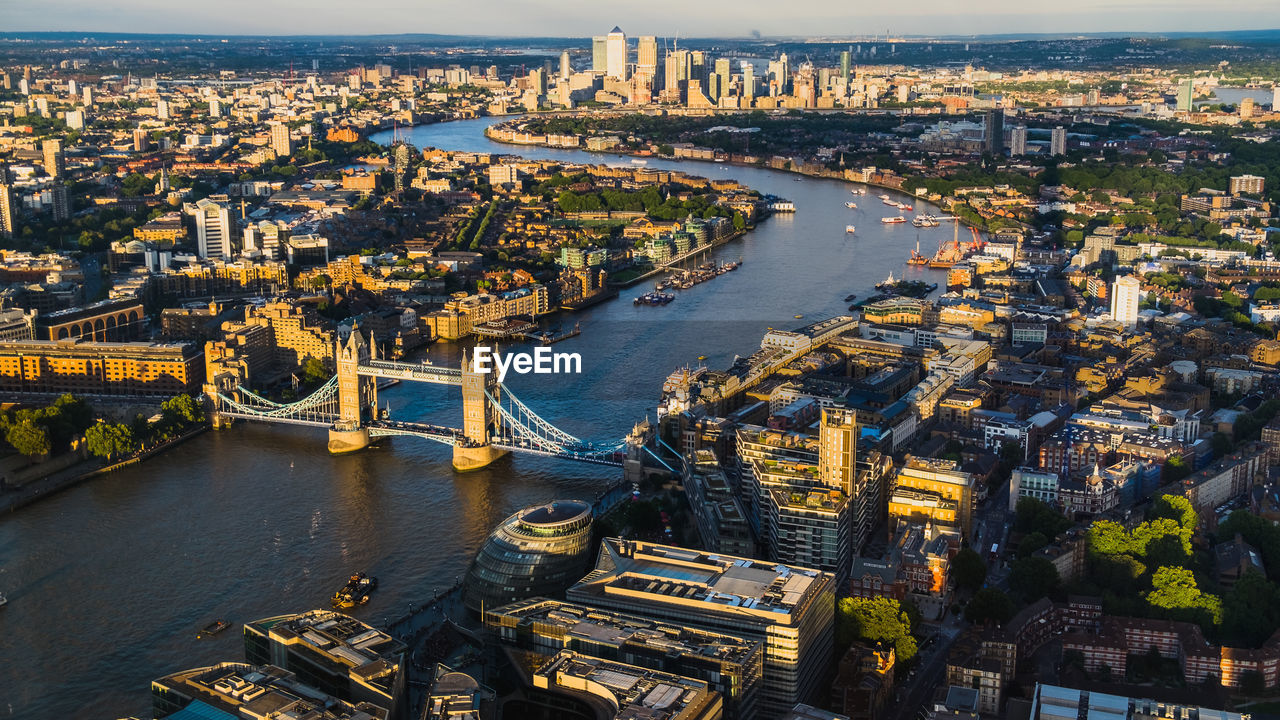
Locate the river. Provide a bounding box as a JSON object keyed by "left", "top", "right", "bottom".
{"left": 0, "top": 116, "right": 955, "bottom": 719}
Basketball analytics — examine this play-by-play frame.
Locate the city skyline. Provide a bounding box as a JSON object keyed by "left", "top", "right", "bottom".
{"left": 5, "top": 0, "right": 1280, "bottom": 38}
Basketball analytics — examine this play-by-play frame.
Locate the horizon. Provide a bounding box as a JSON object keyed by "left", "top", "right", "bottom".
{"left": 6, "top": 0, "right": 1280, "bottom": 40}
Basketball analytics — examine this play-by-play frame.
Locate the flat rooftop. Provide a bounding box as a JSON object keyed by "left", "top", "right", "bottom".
{"left": 569, "top": 539, "right": 832, "bottom": 622}
{"left": 487, "top": 598, "right": 759, "bottom": 665}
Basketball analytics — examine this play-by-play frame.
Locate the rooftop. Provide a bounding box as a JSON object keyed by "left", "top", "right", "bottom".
{"left": 569, "top": 539, "right": 832, "bottom": 623}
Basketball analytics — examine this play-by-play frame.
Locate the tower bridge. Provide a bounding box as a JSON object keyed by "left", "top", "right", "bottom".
{"left": 207, "top": 331, "right": 633, "bottom": 470}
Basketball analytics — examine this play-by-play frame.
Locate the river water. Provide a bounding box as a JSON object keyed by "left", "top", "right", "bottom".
{"left": 0, "top": 116, "right": 956, "bottom": 718}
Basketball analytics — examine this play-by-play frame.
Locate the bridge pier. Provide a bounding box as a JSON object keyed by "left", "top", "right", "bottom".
{"left": 328, "top": 426, "right": 371, "bottom": 454}
{"left": 451, "top": 444, "right": 508, "bottom": 472}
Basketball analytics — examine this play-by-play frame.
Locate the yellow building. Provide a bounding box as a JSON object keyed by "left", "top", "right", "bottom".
{"left": 0, "top": 338, "right": 202, "bottom": 396}
{"left": 888, "top": 456, "right": 976, "bottom": 535}
{"left": 861, "top": 297, "right": 926, "bottom": 326}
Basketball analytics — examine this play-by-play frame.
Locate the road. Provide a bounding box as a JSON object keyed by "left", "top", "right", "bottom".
{"left": 887, "top": 475, "right": 1018, "bottom": 720}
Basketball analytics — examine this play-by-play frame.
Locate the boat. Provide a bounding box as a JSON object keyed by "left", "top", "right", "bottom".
{"left": 845, "top": 225, "right": 857, "bottom": 233}
{"left": 879, "top": 194, "right": 890, "bottom": 200}
{"left": 908, "top": 239, "right": 929, "bottom": 266}
{"left": 332, "top": 572, "right": 378, "bottom": 608}
{"left": 630, "top": 158, "right": 648, "bottom": 165}
{"left": 901, "top": 204, "right": 914, "bottom": 211}
{"left": 0, "top": 592, "right": 7, "bottom": 608}
{"left": 697, "top": 355, "right": 707, "bottom": 361}
{"left": 199, "top": 620, "right": 231, "bottom": 638}
{"left": 845, "top": 201, "right": 858, "bottom": 209}
{"left": 881, "top": 216, "right": 906, "bottom": 224}
{"left": 794, "top": 314, "right": 804, "bottom": 319}
{"left": 911, "top": 215, "right": 940, "bottom": 228}
{"left": 875, "top": 272, "right": 896, "bottom": 292}
{"left": 850, "top": 187, "right": 865, "bottom": 195}
{"left": 928, "top": 223, "right": 965, "bottom": 268}
{"left": 634, "top": 291, "right": 675, "bottom": 306}
{"left": 844, "top": 294, "right": 857, "bottom": 302}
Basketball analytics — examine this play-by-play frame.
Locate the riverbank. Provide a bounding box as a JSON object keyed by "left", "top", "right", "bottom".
{"left": 482, "top": 118, "right": 995, "bottom": 235}
{"left": 0, "top": 424, "right": 209, "bottom": 514}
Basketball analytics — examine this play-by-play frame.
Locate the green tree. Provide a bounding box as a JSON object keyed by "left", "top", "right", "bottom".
{"left": 965, "top": 587, "right": 1015, "bottom": 625}
{"left": 1018, "top": 532, "right": 1050, "bottom": 558}
{"left": 301, "top": 357, "right": 331, "bottom": 385}
{"left": 161, "top": 394, "right": 204, "bottom": 425}
{"left": 1146, "top": 566, "right": 1222, "bottom": 625}
{"left": 85, "top": 422, "right": 138, "bottom": 459}
{"left": 7, "top": 419, "right": 51, "bottom": 457}
{"left": 1009, "top": 556, "right": 1061, "bottom": 600}
{"left": 835, "top": 596, "right": 918, "bottom": 662}
{"left": 952, "top": 547, "right": 987, "bottom": 592}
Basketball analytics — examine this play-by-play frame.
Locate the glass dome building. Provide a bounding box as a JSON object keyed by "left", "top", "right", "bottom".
{"left": 462, "top": 499, "right": 595, "bottom": 614}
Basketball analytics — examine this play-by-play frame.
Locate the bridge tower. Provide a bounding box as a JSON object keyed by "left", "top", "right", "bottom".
{"left": 327, "top": 328, "right": 378, "bottom": 454}
{"left": 452, "top": 348, "right": 509, "bottom": 471}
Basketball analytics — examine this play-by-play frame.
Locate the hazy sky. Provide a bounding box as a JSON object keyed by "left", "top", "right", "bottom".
{"left": 5, "top": 0, "right": 1280, "bottom": 37}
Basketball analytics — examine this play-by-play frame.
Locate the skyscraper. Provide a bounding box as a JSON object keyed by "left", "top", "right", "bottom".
{"left": 559, "top": 50, "right": 570, "bottom": 81}
{"left": 42, "top": 138, "right": 65, "bottom": 179}
{"left": 840, "top": 49, "right": 851, "bottom": 82}
{"left": 1050, "top": 126, "right": 1066, "bottom": 156}
{"left": 983, "top": 109, "right": 1004, "bottom": 156}
{"left": 190, "top": 197, "right": 233, "bottom": 260}
{"left": 1010, "top": 125, "right": 1028, "bottom": 156}
{"left": 742, "top": 60, "right": 755, "bottom": 104}
{"left": 156, "top": 99, "right": 169, "bottom": 120}
{"left": 208, "top": 98, "right": 222, "bottom": 118}
{"left": 0, "top": 170, "right": 15, "bottom": 239}
{"left": 636, "top": 36, "right": 658, "bottom": 80}
{"left": 591, "top": 36, "right": 607, "bottom": 73}
{"left": 270, "top": 123, "right": 292, "bottom": 157}
{"left": 48, "top": 185, "right": 69, "bottom": 222}
{"left": 712, "top": 58, "right": 730, "bottom": 103}
{"left": 606, "top": 26, "right": 627, "bottom": 80}
{"left": 1176, "top": 78, "right": 1193, "bottom": 112}
{"left": 1111, "top": 275, "right": 1141, "bottom": 329}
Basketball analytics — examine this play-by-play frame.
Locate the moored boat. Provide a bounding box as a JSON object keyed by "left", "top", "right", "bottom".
{"left": 881, "top": 216, "right": 906, "bottom": 224}
{"left": 332, "top": 572, "right": 378, "bottom": 608}
{"left": 845, "top": 225, "right": 857, "bottom": 233}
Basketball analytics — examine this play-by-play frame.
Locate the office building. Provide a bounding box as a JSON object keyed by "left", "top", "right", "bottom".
{"left": 840, "top": 50, "right": 851, "bottom": 81}
{"left": 559, "top": 50, "right": 571, "bottom": 80}
{"left": 1029, "top": 683, "right": 1246, "bottom": 720}
{"left": 270, "top": 122, "right": 292, "bottom": 157}
{"left": 1110, "top": 275, "right": 1141, "bottom": 329}
{"left": 637, "top": 36, "right": 658, "bottom": 79}
{"left": 1176, "top": 78, "right": 1193, "bottom": 112}
{"left": 188, "top": 197, "right": 234, "bottom": 260}
{"left": 42, "top": 138, "right": 65, "bottom": 179}
{"left": 151, "top": 662, "right": 389, "bottom": 720}
{"left": 484, "top": 598, "right": 763, "bottom": 718}
{"left": 606, "top": 26, "right": 628, "bottom": 80}
{"left": 0, "top": 338, "right": 202, "bottom": 396}
{"left": 1010, "top": 125, "right": 1027, "bottom": 156}
{"left": 243, "top": 610, "right": 407, "bottom": 718}
{"left": 48, "top": 184, "right": 69, "bottom": 221}
{"left": 567, "top": 539, "right": 835, "bottom": 718}
{"left": 1230, "top": 174, "right": 1265, "bottom": 195}
{"left": 0, "top": 179, "right": 14, "bottom": 238}
{"left": 462, "top": 499, "right": 594, "bottom": 613}
{"left": 888, "top": 457, "right": 976, "bottom": 536}
{"left": 983, "top": 110, "right": 1004, "bottom": 155}
{"left": 1049, "top": 126, "right": 1066, "bottom": 156}
{"left": 592, "top": 36, "right": 608, "bottom": 73}
{"left": 531, "top": 651, "right": 724, "bottom": 720}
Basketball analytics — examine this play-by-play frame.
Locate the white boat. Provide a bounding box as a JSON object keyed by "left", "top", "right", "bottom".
{"left": 881, "top": 216, "right": 906, "bottom": 224}
{"left": 879, "top": 194, "right": 890, "bottom": 200}
{"left": 630, "top": 158, "right": 648, "bottom": 165}
{"left": 845, "top": 201, "right": 858, "bottom": 208}
{"left": 850, "top": 187, "right": 865, "bottom": 195}
{"left": 845, "top": 225, "right": 856, "bottom": 234}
